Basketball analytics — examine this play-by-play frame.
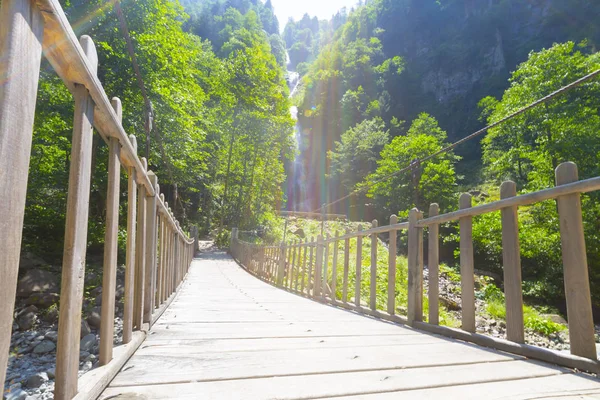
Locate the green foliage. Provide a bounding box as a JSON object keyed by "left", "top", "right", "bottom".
{"left": 23, "top": 0, "right": 294, "bottom": 260}
{"left": 365, "top": 113, "right": 459, "bottom": 219}
{"left": 215, "top": 230, "right": 231, "bottom": 248}
{"left": 328, "top": 118, "right": 389, "bottom": 193}
{"left": 483, "top": 283, "right": 566, "bottom": 336}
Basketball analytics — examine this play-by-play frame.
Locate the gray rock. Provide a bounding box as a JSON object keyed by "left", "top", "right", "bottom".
{"left": 19, "top": 252, "right": 48, "bottom": 271}
{"left": 81, "top": 360, "right": 93, "bottom": 372}
{"left": 94, "top": 294, "right": 103, "bottom": 306}
{"left": 44, "top": 331, "right": 58, "bottom": 342}
{"left": 42, "top": 307, "right": 58, "bottom": 324}
{"left": 12, "top": 321, "right": 19, "bottom": 332}
{"left": 17, "top": 269, "right": 59, "bottom": 298}
{"left": 33, "top": 340, "right": 56, "bottom": 354}
{"left": 25, "top": 372, "right": 48, "bottom": 388}
{"left": 86, "top": 308, "right": 101, "bottom": 329}
{"left": 79, "top": 351, "right": 90, "bottom": 360}
{"left": 80, "top": 333, "right": 97, "bottom": 352}
{"left": 25, "top": 292, "right": 60, "bottom": 309}
{"left": 439, "top": 296, "right": 461, "bottom": 311}
{"left": 81, "top": 319, "right": 91, "bottom": 338}
{"left": 90, "top": 286, "right": 102, "bottom": 297}
{"left": 46, "top": 368, "right": 56, "bottom": 379}
{"left": 115, "top": 286, "right": 125, "bottom": 298}
{"left": 17, "top": 308, "right": 37, "bottom": 331}
{"left": 5, "top": 389, "right": 27, "bottom": 400}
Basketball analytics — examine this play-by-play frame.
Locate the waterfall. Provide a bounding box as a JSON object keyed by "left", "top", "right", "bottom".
{"left": 286, "top": 52, "right": 307, "bottom": 210}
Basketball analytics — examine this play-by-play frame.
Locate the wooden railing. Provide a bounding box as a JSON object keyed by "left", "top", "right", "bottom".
{"left": 231, "top": 161, "right": 600, "bottom": 374}
{"left": 0, "top": 1, "right": 196, "bottom": 399}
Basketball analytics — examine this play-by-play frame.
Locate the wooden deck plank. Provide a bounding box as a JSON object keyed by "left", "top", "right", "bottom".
{"left": 342, "top": 374, "right": 600, "bottom": 400}
{"left": 100, "top": 250, "right": 600, "bottom": 399}
{"left": 100, "top": 360, "right": 566, "bottom": 400}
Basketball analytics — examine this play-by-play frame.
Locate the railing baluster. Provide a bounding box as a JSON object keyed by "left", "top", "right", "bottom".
{"left": 388, "top": 215, "right": 398, "bottom": 315}
{"left": 555, "top": 162, "right": 596, "bottom": 359}
{"left": 308, "top": 239, "right": 314, "bottom": 296}
{"left": 314, "top": 235, "right": 323, "bottom": 298}
{"left": 55, "top": 35, "right": 98, "bottom": 400}
{"left": 123, "top": 135, "right": 138, "bottom": 344}
{"left": 407, "top": 208, "right": 424, "bottom": 325}
{"left": 370, "top": 220, "right": 378, "bottom": 311}
{"left": 343, "top": 229, "right": 350, "bottom": 303}
{"left": 144, "top": 173, "right": 158, "bottom": 324}
{"left": 99, "top": 98, "right": 122, "bottom": 366}
{"left": 290, "top": 241, "right": 297, "bottom": 290}
{"left": 459, "top": 194, "right": 475, "bottom": 332}
{"left": 277, "top": 243, "right": 286, "bottom": 286}
{"left": 300, "top": 239, "right": 309, "bottom": 294}
{"left": 0, "top": 0, "right": 44, "bottom": 386}
{"left": 133, "top": 158, "right": 148, "bottom": 330}
{"left": 332, "top": 233, "right": 339, "bottom": 301}
{"left": 355, "top": 225, "right": 363, "bottom": 308}
{"left": 500, "top": 181, "right": 524, "bottom": 343}
{"left": 427, "top": 206, "right": 439, "bottom": 325}
{"left": 322, "top": 235, "right": 329, "bottom": 300}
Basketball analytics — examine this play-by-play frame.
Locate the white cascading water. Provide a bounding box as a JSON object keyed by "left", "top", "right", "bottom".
{"left": 286, "top": 51, "right": 307, "bottom": 210}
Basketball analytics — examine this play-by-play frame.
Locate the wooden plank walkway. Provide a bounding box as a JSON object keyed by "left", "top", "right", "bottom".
{"left": 100, "top": 249, "right": 600, "bottom": 400}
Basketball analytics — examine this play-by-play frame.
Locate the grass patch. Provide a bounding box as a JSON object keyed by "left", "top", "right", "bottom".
{"left": 483, "top": 283, "right": 566, "bottom": 335}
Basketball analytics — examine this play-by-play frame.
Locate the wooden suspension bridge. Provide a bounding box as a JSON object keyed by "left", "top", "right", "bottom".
{"left": 2, "top": 0, "right": 600, "bottom": 399}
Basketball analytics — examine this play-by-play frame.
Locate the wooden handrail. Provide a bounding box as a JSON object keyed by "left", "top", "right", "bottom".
{"left": 231, "top": 160, "right": 600, "bottom": 373}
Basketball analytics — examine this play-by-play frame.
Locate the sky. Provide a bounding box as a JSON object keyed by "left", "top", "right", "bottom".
{"left": 269, "top": 0, "right": 359, "bottom": 32}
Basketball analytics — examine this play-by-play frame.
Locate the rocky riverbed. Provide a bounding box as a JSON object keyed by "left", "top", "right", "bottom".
{"left": 3, "top": 253, "right": 126, "bottom": 400}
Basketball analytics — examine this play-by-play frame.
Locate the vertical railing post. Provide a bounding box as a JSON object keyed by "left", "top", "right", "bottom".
{"left": 407, "top": 208, "right": 424, "bottom": 325}
{"left": 343, "top": 229, "right": 350, "bottom": 303}
{"left": 123, "top": 135, "right": 138, "bottom": 344}
{"left": 0, "top": 0, "right": 44, "bottom": 386}
{"left": 331, "top": 233, "right": 339, "bottom": 301}
{"left": 387, "top": 215, "right": 398, "bottom": 315}
{"left": 276, "top": 243, "right": 286, "bottom": 286}
{"left": 427, "top": 205, "right": 439, "bottom": 325}
{"left": 314, "top": 235, "right": 323, "bottom": 298}
{"left": 55, "top": 35, "right": 98, "bottom": 400}
{"left": 370, "top": 220, "right": 378, "bottom": 311}
{"left": 156, "top": 212, "right": 164, "bottom": 306}
{"left": 500, "top": 181, "right": 524, "bottom": 343}
{"left": 300, "top": 241, "right": 308, "bottom": 293}
{"left": 555, "top": 162, "right": 596, "bottom": 359}
{"left": 133, "top": 158, "right": 148, "bottom": 330}
{"left": 355, "top": 225, "right": 363, "bottom": 308}
{"left": 99, "top": 98, "right": 122, "bottom": 366}
{"left": 307, "top": 238, "right": 314, "bottom": 296}
{"left": 322, "top": 235, "right": 329, "bottom": 300}
{"left": 144, "top": 173, "right": 158, "bottom": 324}
{"left": 459, "top": 193, "right": 475, "bottom": 333}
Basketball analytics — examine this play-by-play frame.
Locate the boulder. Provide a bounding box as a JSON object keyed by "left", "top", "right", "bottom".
{"left": 19, "top": 252, "right": 48, "bottom": 271}
{"left": 80, "top": 333, "right": 97, "bottom": 352}
{"left": 25, "top": 372, "right": 48, "bottom": 388}
{"left": 87, "top": 308, "right": 102, "bottom": 329}
{"left": 543, "top": 313, "right": 567, "bottom": 325}
{"left": 42, "top": 307, "right": 58, "bottom": 324}
{"left": 81, "top": 319, "right": 91, "bottom": 338}
{"left": 33, "top": 340, "right": 56, "bottom": 354}
{"left": 25, "top": 292, "right": 59, "bottom": 309}
{"left": 5, "top": 388, "right": 27, "bottom": 400}
{"left": 46, "top": 368, "right": 56, "bottom": 379}
{"left": 16, "top": 306, "right": 38, "bottom": 330}
{"left": 45, "top": 330, "right": 58, "bottom": 342}
{"left": 17, "top": 269, "right": 59, "bottom": 298}
{"left": 439, "top": 296, "right": 461, "bottom": 311}
{"left": 90, "top": 286, "right": 102, "bottom": 297}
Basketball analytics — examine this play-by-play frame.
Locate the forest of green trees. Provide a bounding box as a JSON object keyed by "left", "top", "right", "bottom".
{"left": 288, "top": 0, "right": 600, "bottom": 310}
{"left": 26, "top": 0, "right": 294, "bottom": 259}
{"left": 22, "top": 0, "right": 600, "bottom": 311}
